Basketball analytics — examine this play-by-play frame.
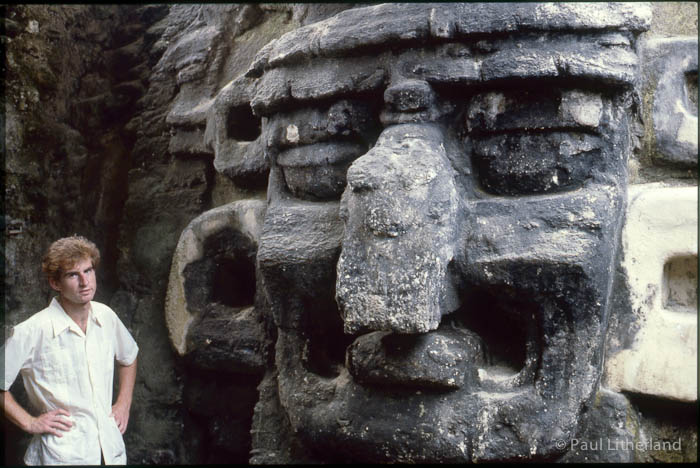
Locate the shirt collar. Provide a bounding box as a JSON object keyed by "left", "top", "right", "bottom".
{"left": 49, "top": 297, "right": 102, "bottom": 337}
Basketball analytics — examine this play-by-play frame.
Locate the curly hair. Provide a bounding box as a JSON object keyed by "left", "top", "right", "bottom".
{"left": 41, "top": 236, "right": 101, "bottom": 282}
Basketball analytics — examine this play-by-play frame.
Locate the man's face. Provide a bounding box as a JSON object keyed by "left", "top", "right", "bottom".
{"left": 254, "top": 4, "right": 643, "bottom": 462}
{"left": 50, "top": 257, "right": 96, "bottom": 307}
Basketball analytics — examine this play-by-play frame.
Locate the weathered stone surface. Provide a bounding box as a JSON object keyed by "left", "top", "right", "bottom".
{"left": 182, "top": 368, "right": 262, "bottom": 463}
{"left": 165, "top": 199, "right": 266, "bottom": 356}
{"left": 264, "top": 99, "right": 379, "bottom": 200}
{"left": 257, "top": 200, "right": 343, "bottom": 331}
{"left": 204, "top": 75, "right": 267, "bottom": 187}
{"left": 347, "top": 328, "right": 484, "bottom": 390}
{"left": 631, "top": 396, "right": 699, "bottom": 462}
{"left": 252, "top": 35, "right": 643, "bottom": 117}
{"left": 185, "top": 304, "right": 267, "bottom": 375}
{"left": 560, "top": 388, "right": 639, "bottom": 463}
{"left": 605, "top": 184, "right": 698, "bottom": 402}
{"left": 336, "top": 124, "right": 459, "bottom": 334}
{"left": 254, "top": 3, "right": 651, "bottom": 68}
{"left": 644, "top": 37, "right": 698, "bottom": 167}
{"left": 160, "top": 6, "right": 245, "bottom": 157}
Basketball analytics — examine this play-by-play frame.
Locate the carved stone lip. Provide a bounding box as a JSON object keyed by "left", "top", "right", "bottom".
{"left": 345, "top": 306, "right": 541, "bottom": 393}
{"left": 345, "top": 313, "right": 539, "bottom": 392}
{"left": 346, "top": 328, "right": 480, "bottom": 391}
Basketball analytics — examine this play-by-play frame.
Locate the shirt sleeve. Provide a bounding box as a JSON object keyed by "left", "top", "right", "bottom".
{"left": 113, "top": 314, "right": 138, "bottom": 366}
{"left": 1, "top": 323, "right": 34, "bottom": 391}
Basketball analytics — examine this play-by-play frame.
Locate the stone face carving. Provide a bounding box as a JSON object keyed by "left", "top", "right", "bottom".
{"left": 246, "top": 3, "right": 651, "bottom": 463}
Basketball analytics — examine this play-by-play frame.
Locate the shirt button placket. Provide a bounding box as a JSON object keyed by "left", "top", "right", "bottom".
{"left": 85, "top": 322, "right": 106, "bottom": 463}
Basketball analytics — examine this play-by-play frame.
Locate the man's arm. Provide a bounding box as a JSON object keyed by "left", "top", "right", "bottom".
{"left": 0, "top": 390, "right": 72, "bottom": 436}
{"left": 110, "top": 358, "right": 137, "bottom": 434}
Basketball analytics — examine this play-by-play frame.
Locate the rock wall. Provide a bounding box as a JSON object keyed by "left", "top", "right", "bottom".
{"left": 2, "top": 3, "right": 697, "bottom": 464}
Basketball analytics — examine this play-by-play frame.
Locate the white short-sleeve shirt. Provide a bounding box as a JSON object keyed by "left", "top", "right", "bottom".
{"left": 1, "top": 298, "right": 139, "bottom": 465}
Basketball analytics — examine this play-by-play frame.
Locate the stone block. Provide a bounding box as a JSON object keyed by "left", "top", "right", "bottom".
{"left": 605, "top": 184, "right": 698, "bottom": 402}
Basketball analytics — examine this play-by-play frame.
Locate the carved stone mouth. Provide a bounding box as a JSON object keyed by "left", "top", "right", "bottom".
{"left": 346, "top": 326, "right": 485, "bottom": 391}
{"left": 346, "top": 305, "right": 540, "bottom": 392}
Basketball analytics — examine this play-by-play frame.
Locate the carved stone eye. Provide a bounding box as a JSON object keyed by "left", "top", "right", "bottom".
{"left": 278, "top": 142, "right": 368, "bottom": 200}
{"left": 226, "top": 104, "right": 261, "bottom": 142}
{"left": 472, "top": 131, "right": 603, "bottom": 196}
{"left": 466, "top": 88, "right": 605, "bottom": 196}
{"left": 206, "top": 75, "right": 269, "bottom": 188}
{"left": 268, "top": 99, "right": 381, "bottom": 201}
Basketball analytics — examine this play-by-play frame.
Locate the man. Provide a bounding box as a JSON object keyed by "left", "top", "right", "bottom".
{"left": 1, "top": 236, "right": 138, "bottom": 465}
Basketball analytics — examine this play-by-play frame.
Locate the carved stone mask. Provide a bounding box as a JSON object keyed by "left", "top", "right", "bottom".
{"left": 253, "top": 3, "right": 650, "bottom": 462}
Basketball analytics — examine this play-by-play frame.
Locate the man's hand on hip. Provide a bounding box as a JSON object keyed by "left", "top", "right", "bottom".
{"left": 29, "top": 408, "right": 73, "bottom": 436}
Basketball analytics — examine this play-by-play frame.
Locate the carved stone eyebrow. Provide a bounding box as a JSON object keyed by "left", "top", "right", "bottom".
{"left": 249, "top": 3, "right": 651, "bottom": 72}
{"left": 251, "top": 34, "right": 638, "bottom": 117}
{"left": 251, "top": 57, "right": 387, "bottom": 116}
{"left": 250, "top": 4, "right": 650, "bottom": 116}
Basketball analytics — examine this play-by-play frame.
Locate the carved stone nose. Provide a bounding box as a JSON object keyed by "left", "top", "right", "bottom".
{"left": 337, "top": 123, "right": 459, "bottom": 334}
